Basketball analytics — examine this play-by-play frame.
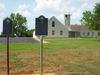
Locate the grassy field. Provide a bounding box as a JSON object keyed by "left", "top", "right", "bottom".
{"left": 0, "top": 38, "right": 100, "bottom": 75}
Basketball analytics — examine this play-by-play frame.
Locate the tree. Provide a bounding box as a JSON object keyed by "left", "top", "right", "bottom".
{"left": 81, "top": 2, "right": 100, "bottom": 30}
{"left": 10, "top": 13, "right": 27, "bottom": 37}
{"left": 25, "top": 29, "right": 35, "bottom": 37}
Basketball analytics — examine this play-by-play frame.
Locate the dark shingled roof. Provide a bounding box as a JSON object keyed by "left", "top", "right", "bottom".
{"left": 70, "top": 25, "right": 100, "bottom": 31}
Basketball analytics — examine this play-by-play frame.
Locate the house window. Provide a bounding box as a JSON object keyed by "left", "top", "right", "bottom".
{"left": 98, "top": 32, "right": 100, "bottom": 36}
{"left": 87, "top": 32, "right": 90, "bottom": 36}
{"left": 92, "top": 32, "right": 94, "bottom": 36}
{"left": 60, "top": 30, "right": 63, "bottom": 35}
{"left": 52, "top": 30, "right": 55, "bottom": 35}
{"left": 83, "top": 32, "right": 85, "bottom": 36}
{"left": 52, "top": 21, "right": 55, "bottom": 27}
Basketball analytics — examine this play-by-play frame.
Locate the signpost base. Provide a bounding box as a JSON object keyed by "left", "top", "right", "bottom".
{"left": 7, "top": 35, "right": 9, "bottom": 75}
{"left": 40, "top": 36, "right": 43, "bottom": 75}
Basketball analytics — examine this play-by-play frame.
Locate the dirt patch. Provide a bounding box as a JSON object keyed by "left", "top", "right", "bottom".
{"left": 0, "top": 48, "right": 99, "bottom": 75}
{"left": 0, "top": 50, "right": 69, "bottom": 74}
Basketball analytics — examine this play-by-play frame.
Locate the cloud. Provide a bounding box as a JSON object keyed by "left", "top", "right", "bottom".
{"left": 34, "top": 0, "right": 98, "bottom": 24}
{"left": 0, "top": 3, "right": 6, "bottom": 17}
{"left": 15, "top": 4, "right": 35, "bottom": 30}
{"left": 18, "top": 4, "right": 28, "bottom": 11}
{"left": 0, "top": 3, "right": 6, "bottom": 34}
{"left": 71, "top": 2, "right": 93, "bottom": 19}
{"left": 34, "top": 0, "right": 72, "bottom": 14}
{"left": 16, "top": 4, "right": 32, "bottom": 18}
{"left": 33, "top": 0, "right": 74, "bottom": 23}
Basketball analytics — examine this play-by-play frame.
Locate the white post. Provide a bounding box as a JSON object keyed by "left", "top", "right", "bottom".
{"left": 40, "top": 36, "right": 43, "bottom": 75}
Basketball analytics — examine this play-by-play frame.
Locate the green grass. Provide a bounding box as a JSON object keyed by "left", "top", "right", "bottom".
{"left": 0, "top": 37, "right": 100, "bottom": 74}
{"left": 0, "top": 43, "right": 39, "bottom": 51}
{"left": 0, "top": 38, "right": 100, "bottom": 51}
{"left": 10, "top": 53, "right": 25, "bottom": 68}
{"left": 48, "top": 37, "right": 98, "bottom": 50}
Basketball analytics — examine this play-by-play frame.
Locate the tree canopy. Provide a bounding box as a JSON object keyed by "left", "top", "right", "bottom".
{"left": 81, "top": 2, "right": 100, "bottom": 30}
{"left": 10, "top": 13, "right": 28, "bottom": 37}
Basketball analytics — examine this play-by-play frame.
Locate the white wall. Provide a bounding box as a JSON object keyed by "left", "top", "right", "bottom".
{"left": 48, "top": 16, "right": 68, "bottom": 37}
{"left": 80, "top": 31, "right": 100, "bottom": 37}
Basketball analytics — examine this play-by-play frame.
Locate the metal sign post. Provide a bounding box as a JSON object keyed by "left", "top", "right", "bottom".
{"left": 3, "top": 18, "right": 12, "bottom": 75}
{"left": 35, "top": 15, "right": 48, "bottom": 75}
{"left": 40, "top": 36, "right": 43, "bottom": 75}
{"left": 7, "top": 35, "right": 10, "bottom": 75}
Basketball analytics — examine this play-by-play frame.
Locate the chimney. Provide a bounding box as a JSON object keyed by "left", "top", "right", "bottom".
{"left": 64, "top": 14, "right": 70, "bottom": 30}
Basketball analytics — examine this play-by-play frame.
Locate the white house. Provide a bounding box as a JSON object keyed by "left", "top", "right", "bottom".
{"left": 48, "top": 15, "right": 69, "bottom": 37}
{"left": 48, "top": 14, "right": 100, "bottom": 37}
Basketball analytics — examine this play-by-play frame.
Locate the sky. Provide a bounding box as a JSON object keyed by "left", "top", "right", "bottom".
{"left": 0, "top": 0, "right": 100, "bottom": 34}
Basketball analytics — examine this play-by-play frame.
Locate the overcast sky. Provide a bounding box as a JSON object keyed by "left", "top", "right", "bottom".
{"left": 0, "top": 0, "right": 99, "bottom": 34}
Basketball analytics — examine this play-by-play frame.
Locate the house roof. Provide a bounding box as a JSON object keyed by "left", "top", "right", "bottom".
{"left": 49, "top": 16, "right": 65, "bottom": 27}
{"left": 70, "top": 25, "right": 100, "bottom": 31}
